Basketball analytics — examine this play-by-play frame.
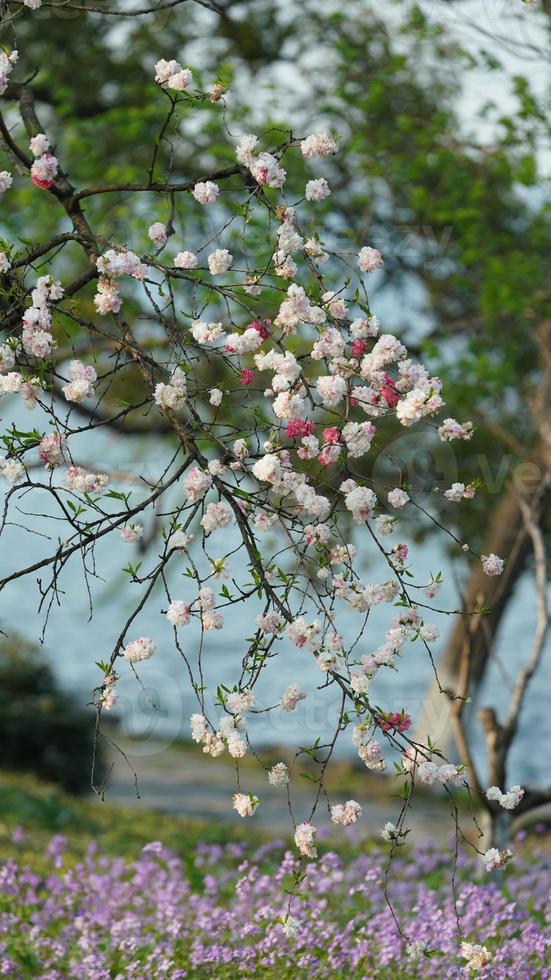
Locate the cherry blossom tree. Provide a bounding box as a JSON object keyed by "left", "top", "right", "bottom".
{"left": 0, "top": 0, "right": 537, "bottom": 961}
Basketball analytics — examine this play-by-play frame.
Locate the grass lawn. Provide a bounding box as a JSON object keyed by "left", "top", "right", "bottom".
{"left": 0, "top": 768, "right": 266, "bottom": 867}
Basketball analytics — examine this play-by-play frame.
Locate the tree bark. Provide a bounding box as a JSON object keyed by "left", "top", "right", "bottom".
{"left": 415, "top": 483, "right": 535, "bottom": 749}
{"left": 416, "top": 320, "right": 551, "bottom": 753}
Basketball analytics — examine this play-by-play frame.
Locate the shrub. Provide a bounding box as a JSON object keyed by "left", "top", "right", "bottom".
{"left": 0, "top": 635, "right": 101, "bottom": 793}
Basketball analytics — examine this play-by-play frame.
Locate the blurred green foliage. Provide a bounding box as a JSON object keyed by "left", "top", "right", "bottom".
{"left": 0, "top": 635, "right": 102, "bottom": 793}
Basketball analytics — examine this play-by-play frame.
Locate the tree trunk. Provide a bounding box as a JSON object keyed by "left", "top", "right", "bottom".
{"left": 415, "top": 482, "right": 534, "bottom": 751}
{"left": 480, "top": 808, "right": 512, "bottom": 852}
{"left": 417, "top": 319, "right": 551, "bottom": 754}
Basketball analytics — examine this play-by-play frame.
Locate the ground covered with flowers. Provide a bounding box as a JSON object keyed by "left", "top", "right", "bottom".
{"left": 0, "top": 777, "right": 549, "bottom": 979}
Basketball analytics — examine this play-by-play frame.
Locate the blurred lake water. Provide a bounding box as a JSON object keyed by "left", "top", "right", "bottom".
{"left": 0, "top": 397, "right": 547, "bottom": 787}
